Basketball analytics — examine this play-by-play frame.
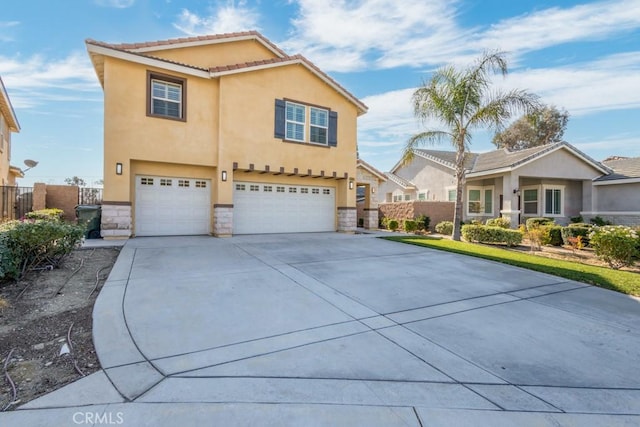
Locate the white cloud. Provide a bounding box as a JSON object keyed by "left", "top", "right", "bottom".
{"left": 0, "top": 53, "right": 101, "bottom": 108}
{"left": 0, "top": 20, "right": 20, "bottom": 42}
{"left": 94, "top": 0, "right": 135, "bottom": 8}
{"left": 173, "top": 1, "right": 260, "bottom": 36}
{"left": 283, "top": 0, "right": 640, "bottom": 72}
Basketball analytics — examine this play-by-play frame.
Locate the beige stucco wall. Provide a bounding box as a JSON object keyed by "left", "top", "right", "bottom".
{"left": 0, "top": 113, "right": 11, "bottom": 186}
{"left": 594, "top": 182, "right": 640, "bottom": 212}
{"left": 515, "top": 149, "right": 603, "bottom": 180}
{"left": 149, "top": 40, "right": 279, "bottom": 70}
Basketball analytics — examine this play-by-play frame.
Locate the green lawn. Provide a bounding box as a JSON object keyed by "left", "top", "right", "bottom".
{"left": 382, "top": 236, "right": 640, "bottom": 296}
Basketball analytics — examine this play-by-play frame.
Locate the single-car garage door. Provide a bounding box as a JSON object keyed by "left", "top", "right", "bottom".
{"left": 135, "top": 175, "right": 211, "bottom": 236}
{"left": 233, "top": 181, "right": 335, "bottom": 234}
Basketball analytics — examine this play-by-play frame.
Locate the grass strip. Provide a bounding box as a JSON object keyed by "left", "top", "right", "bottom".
{"left": 382, "top": 236, "right": 640, "bottom": 296}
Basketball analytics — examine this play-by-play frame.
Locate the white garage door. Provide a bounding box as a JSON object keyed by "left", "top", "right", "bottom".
{"left": 135, "top": 176, "right": 211, "bottom": 236}
{"left": 233, "top": 181, "right": 335, "bottom": 234}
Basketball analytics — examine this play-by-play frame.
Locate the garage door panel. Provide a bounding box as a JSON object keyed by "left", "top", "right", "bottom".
{"left": 233, "top": 182, "right": 335, "bottom": 234}
{"left": 135, "top": 176, "right": 211, "bottom": 236}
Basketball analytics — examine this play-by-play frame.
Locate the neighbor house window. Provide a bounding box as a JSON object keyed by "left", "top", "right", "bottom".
{"left": 447, "top": 189, "right": 456, "bottom": 202}
{"left": 285, "top": 102, "right": 305, "bottom": 142}
{"left": 467, "top": 186, "right": 494, "bottom": 215}
{"left": 310, "top": 107, "right": 328, "bottom": 144}
{"left": 418, "top": 192, "right": 426, "bottom": 201}
{"left": 404, "top": 194, "right": 411, "bottom": 201}
{"left": 148, "top": 72, "right": 186, "bottom": 120}
{"left": 544, "top": 186, "right": 564, "bottom": 216}
{"left": 523, "top": 188, "right": 538, "bottom": 215}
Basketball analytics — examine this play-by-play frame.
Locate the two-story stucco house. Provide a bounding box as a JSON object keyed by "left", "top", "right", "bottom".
{"left": 0, "top": 77, "right": 23, "bottom": 186}
{"left": 377, "top": 142, "right": 639, "bottom": 227}
{"left": 86, "top": 31, "right": 368, "bottom": 238}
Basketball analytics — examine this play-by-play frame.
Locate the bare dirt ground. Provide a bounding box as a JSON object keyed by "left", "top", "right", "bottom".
{"left": 0, "top": 247, "right": 120, "bottom": 410}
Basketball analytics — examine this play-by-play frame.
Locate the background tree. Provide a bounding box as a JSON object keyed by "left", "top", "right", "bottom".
{"left": 493, "top": 105, "right": 569, "bottom": 150}
{"left": 403, "top": 51, "right": 540, "bottom": 240}
{"left": 64, "top": 176, "right": 86, "bottom": 187}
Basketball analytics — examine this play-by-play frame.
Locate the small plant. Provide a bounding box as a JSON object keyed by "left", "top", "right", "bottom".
{"left": 590, "top": 216, "right": 613, "bottom": 226}
{"left": 486, "top": 217, "right": 511, "bottom": 229}
{"left": 561, "top": 223, "right": 593, "bottom": 247}
{"left": 589, "top": 226, "right": 638, "bottom": 269}
{"left": 435, "top": 221, "right": 453, "bottom": 236}
{"left": 570, "top": 215, "right": 584, "bottom": 224}
{"left": 379, "top": 217, "right": 389, "bottom": 229}
{"left": 24, "top": 208, "right": 64, "bottom": 222}
{"left": 358, "top": 217, "right": 364, "bottom": 227}
{"left": 403, "top": 220, "right": 418, "bottom": 233}
{"left": 388, "top": 220, "right": 399, "bottom": 231}
{"left": 526, "top": 217, "right": 554, "bottom": 230}
{"left": 415, "top": 215, "right": 430, "bottom": 232}
{"left": 566, "top": 235, "right": 584, "bottom": 252}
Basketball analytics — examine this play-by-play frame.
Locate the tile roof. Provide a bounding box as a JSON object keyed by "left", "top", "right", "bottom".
{"left": 598, "top": 157, "right": 640, "bottom": 181}
{"left": 384, "top": 172, "right": 416, "bottom": 189}
{"left": 471, "top": 143, "right": 565, "bottom": 173}
{"left": 413, "top": 149, "right": 478, "bottom": 170}
{"left": 99, "top": 30, "right": 288, "bottom": 57}
{"left": 85, "top": 31, "right": 367, "bottom": 114}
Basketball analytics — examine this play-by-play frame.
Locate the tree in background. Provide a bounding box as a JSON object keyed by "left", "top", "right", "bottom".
{"left": 493, "top": 105, "right": 569, "bottom": 150}
{"left": 403, "top": 51, "right": 540, "bottom": 240}
{"left": 64, "top": 176, "right": 86, "bottom": 187}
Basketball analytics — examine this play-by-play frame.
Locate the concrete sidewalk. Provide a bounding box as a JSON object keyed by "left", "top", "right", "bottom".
{"left": 3, "top": 233, "right": 639, "bottom": 426}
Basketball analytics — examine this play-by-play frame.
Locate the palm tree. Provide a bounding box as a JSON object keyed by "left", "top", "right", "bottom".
{"left": 403, "top": 51, "right": 540, "bottom": 240}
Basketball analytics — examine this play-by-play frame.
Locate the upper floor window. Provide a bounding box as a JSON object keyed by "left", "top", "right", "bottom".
{"left": 147, "top": 72, "right": 186, "bottom": 121}
{"left": 286, "top": 102, "right": 305, "bottom": 142}
{"left": 275, "top": 99, "right": 337, "bottom": 147}
{"left": 310, "top": 107, "right": 328, "bottom": 144}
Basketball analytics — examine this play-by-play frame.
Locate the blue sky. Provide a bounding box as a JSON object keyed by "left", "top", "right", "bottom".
{"left": 2, "top": 0, "right": 639, "bottom": 186}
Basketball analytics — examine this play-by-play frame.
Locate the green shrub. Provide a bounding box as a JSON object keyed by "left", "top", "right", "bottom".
{"left": 561, "top": 223, "right": 593, "bottom": 247}
{"left": 358, "top": 217, "right": 364, "bottom": 227}
{"left": 589, "top": 226, "right": 638, "bottom": 269}
{"left": 415, "top": 215, "right": 430, "bottom": 231}
{"left": 388, "top": 220, "right": 399, "bottom": 231}
{"left": 570, "top": 215, "right": 584, "bottom": 224}
{"left": 526, "top": 217, "right": 554, "bottom": 230}
{"left": 0, "top": 220, "right": 84, "bottom": 281}
{"left": 485, "top": 217, "right": 511, "bottom": 229}
{"left": 462, "top": 224, "right": 523, "bottom": 247}
{"left": 379, "top": 217, "right": 389, "bottom": 229}
{"left": 548, "top": 226, "right": 563, "bottom": 246}
{"left": 24, "top": 208, "right": 64, "bottom": 222}
{"left": 435, "top": 221, "right": 453, "bottom": 235}
{"left": 403, "top": 220, "right": 418, "bottom": 233}
{"left": 590, "top": 216, "right": 613, "bottom": 226}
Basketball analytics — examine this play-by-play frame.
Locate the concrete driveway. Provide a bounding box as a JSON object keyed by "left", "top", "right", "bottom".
{"left": 4, "top": 232, "right": 640, "bottom": 426}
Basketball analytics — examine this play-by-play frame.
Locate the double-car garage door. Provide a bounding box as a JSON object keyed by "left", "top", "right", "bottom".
{"left": 233, "top": 181, "right": 335, "bottom": 234}
{"left": 135, "top": 176, "right": 336, "bottom": 236}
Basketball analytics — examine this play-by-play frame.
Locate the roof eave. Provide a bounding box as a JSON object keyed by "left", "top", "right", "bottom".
{"left": 357, "top": 159, "right": 387, "bottom": 181}
{"left": 0, "top": 77, "right": 20, "bottom": 132}
{"left": 593, "top": 177, "right": 640, "bottom": 186}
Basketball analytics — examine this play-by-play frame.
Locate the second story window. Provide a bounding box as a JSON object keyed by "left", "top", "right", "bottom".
{"left": 147, "top": 71, "right": 186, "bottom": 121}
{"left": 310, "top": 108, "right": 328, "bottom": 144}
{"left": 285, "top": 102, "right": 305, "bottom": 141}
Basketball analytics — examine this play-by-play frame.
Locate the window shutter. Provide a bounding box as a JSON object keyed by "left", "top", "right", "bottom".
{"left": 274, "top": 99, "right": 286, "bottom": 139}
{"left": 328, "top": 111, "right": 338, "bottom": 147}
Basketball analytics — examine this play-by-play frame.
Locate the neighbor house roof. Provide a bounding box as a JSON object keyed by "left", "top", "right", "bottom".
{"left": 357, "top": 159, "right": 387, "bottom": 181}
{"left": 0, "top": 76, "right": 20, "bottom": 132}
{"left": 595, "top": 157, "right": 640, "bottom": 184}
{"left": 384, "top": 172, "right": 416, "bottom": 190}
{"left": 85, "top": 31, "right": 368, "bottom": 115}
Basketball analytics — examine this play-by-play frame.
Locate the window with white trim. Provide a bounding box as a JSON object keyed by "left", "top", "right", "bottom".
{"left": 543, "top": 185, "right": 564, "bottom": 216}
{"left": 310, "top": 107, "right": 328, "bottom": 144}
{"left": 404, "top": 194, "right": 411, "bottom": 201}
{"left": 285, "top": 102, "right": 305, "bottom": 142}
{"left": 447, "top": 189, "right": 456, "bottom": 202}
{"left": 467, "top": 186, "right": 494, "bottom": 215}
{"left": 418, "top": 192, "right": 426, "bottom": 201}
{"left": 149, "top": 72, "right": 185, "bottom": 120}
{"left": 522, "top": 188, "right": 539, "bottom": 215}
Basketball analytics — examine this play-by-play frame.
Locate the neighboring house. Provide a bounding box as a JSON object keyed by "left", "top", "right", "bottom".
{"left": 355, "top": 158, "right": 386, "bottom": 228}
{"left": 0, "top": 77, "right": 23, "bottom": 186}
{"left": 86, "top": 31, "right": 368, "bottom": 238}
{"left": 586, "top": 157, "right": 640, "bottom": 226}
{"left": 379, "top": 142, "right": 628, "bottom": 227}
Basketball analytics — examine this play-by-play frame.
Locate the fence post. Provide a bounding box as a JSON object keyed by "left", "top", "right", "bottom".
{"left": 32, "top": 183, "right": 47, "bottom": 211}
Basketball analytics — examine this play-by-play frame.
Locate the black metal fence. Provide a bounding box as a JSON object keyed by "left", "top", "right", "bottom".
{"left": 79, "top": 187, "right": 103, "bottom": 205}
{"left": 0, "top": 186, "right": 33, "bottom": 222}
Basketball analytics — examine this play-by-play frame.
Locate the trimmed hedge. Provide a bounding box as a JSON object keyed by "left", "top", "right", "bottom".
{"left": 24, "top": 208, "right": 64, "bottom": 222}
{"left": 435, "top": 221, "right": 453, "bottom": 235}
{"left": 461, "top": 224, "right": 523, "bottom": 247}
{"left": 388, "top": 220, "right": 399, "bottom": 231}
{"left": 485, "top": 217, "right": 511, "bottom": 229}
{"left": 561, "top": 223, "right": 593, "bottom": 246}
{"left": 403, "top": 220, "right": 418, "bottom": 233}
{"left": 525, "top": 217, "right": 554, "bottom": 230}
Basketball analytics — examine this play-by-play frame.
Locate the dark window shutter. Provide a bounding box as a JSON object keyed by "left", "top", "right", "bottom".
{"left": 328, "top": 111, "right": 338, "bottom": 147}
{"left": 274, "top": 99, "right": 286, "bottom": 139}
